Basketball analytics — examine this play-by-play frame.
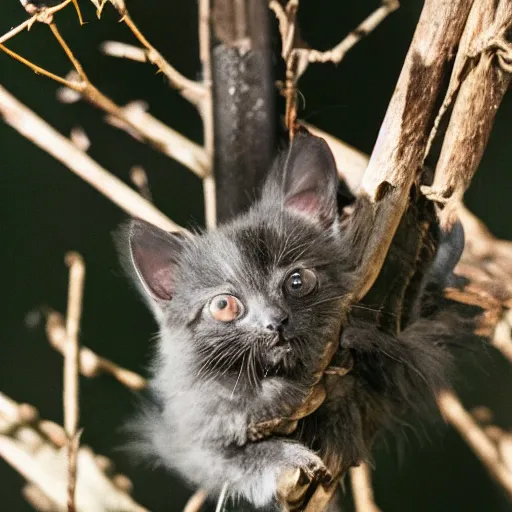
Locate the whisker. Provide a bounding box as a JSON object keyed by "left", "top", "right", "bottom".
{"left": 230, "top": 353, "right": 245, "bottom": 399}
{"left": 307, "top": 294, "right": 348, "bottom": 308}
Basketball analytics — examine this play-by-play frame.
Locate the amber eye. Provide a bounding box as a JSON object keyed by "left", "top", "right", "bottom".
{"left": 208, "top": 294, "right": 243, "bottom": 322}
{"left": 284, "top": 269, "right": 317, "bottom": 297}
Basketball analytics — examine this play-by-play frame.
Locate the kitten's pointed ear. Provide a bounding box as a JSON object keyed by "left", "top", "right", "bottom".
{"left": 117, "top": 219, "right": 186, "bottom": 303}
{"left": 282, "top": 133, "right": 339, "bottom": 226}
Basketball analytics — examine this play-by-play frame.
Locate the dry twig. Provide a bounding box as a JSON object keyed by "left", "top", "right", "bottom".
{"left": 0, "top": 393, "right": 148, "bottom": 512}
{"left": 269, "top": 0, "right": 399, "bottom": 133}
{"left": 92, "top": 0, "right": 206, "bottom": 106}
{"left": 45, "top": 311, "right": 148, "bottom": 391}
{"left": 0, "top": 0, "right": 74, "bottom": 45}
{"left": 63, "top": 252, "right": 85, "bottom": 512}
{"left": 0, "top": 3, "right": 209, "bottom": 177}
{"left": 198, "top": 0, "right": 216, "bottom": 229}
{"left": 438, "top": 390, "right": 512, "bottom": 499}
{"left": 350, "top": 463, "right": 381, "bottom": 512}
{"left": 0, "top": 85, "right": 181, "bottom": 233}
{"left": 183, "top": 489, "right": 207, "bottom": 512}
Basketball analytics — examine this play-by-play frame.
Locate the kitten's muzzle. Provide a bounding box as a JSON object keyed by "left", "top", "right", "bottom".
{"left": 262, "top": 310, "right": 289, "bottom": 337}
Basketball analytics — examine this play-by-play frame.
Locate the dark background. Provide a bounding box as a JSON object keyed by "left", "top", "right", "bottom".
{"left": 1, "top": 1, "right": 511, "bottom": 511}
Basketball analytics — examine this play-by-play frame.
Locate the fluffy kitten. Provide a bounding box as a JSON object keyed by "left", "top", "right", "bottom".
{"left": 117, "top": 132, "right": 477, "bottom": 509}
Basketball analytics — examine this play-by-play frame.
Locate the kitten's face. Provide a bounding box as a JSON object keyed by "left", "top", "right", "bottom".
{"left": 165, "top": 210, "right": 350, "bottom": 386}
{"left": 120, "top": 132, "right": 348, "bottom": 390}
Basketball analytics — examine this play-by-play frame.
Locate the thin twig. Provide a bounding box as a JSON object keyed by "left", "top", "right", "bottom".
{"left": 0, "top": 393, "right": 149, "bottom": 511}
{"left": 0, "top": 43, "right": 83, "bottom": 90}
{"left": 101, "top": 40, "right": 147, "bottom": 62}
{"left": 46, "top": 310, "right": 148, "bottom": 390}
{"left": 1, "top": 6, "right": 209, "bottom": 178}
{"left": 49, "top": 22, "right": 88, "bottom": 82}
{"left": 270, "top": 0, "right": 398, "bottom": 133}
{"left": 63, "top": 252, "right": 85, "bottom": 512}
{"left": 183, "top": 489, "right": 207, "bottom": 512}
{"left": 130, "top": 166, "right": 153, "bottom": 203}
{"left": 350, "top": 463, "right": 381, "bottom": 512}
{"left": 438, "top": 390, "right": 512, "bottom": 499}
{"left": 0, "top": 0, "right": 73, "bottom": 45}
{"left": 121, "top": 14, "right": 206, "bottom": 106}
{"left": 308, "top": 1, "right": 400, "bottom": 64}
{"left": 0, "top": 85, "right": 182, "bottom": 233}
{"left": 94, "top": 0, "right": 206, "bottom": 106}
{"left": 199, "top": 0, "right": 216, "bottom": 229}
{"left": 103, "top": 101, "right": 208, "bottom": 178}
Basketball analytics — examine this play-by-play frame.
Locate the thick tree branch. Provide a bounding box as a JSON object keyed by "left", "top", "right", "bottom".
{"left": 210, "top": 0, "right": 276, "bottom": 223}
{"left": 354, "top": 0, "right": 474, "bottom": 301}
{"left": 422, "top": 0, "right": 512, "bottom": 228}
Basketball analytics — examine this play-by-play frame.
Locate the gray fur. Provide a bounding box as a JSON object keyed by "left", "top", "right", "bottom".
{"left": 116, "top": 132, "right": 478, "bottom": 509}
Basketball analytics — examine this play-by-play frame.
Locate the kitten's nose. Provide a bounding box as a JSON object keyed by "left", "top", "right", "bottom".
{"left": 264, "top": 310, "right": 289, "bottom": 333}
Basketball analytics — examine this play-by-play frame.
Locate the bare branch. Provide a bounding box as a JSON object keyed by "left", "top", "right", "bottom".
{"left": 103, "top": 101, "right": 208, "bottom": 178}
{"left": 63, "top": 252, "right": 85, "bottom": 512}
{"left": 421, "top": 0, "right": 512, "bottom": 228}
{"left": 308, "top": 1, "right": 400, "bottom": 64}
{"left": 1, "top": 4, "right": 209, "bottom": 178}
{"left": 130, "top": 166, "right": 153, "bottom": 203}
{"left": 0, "top": 393, "right": 149, "bottom": 512}
{"left": 350, "top": 463, "right": 381, "bottom": 512}
{"left": 270, "top": 0, "right": 398, "bottom": 133}
{"left": 89, "top": 0, "right": 205, "bottom": 106}
{"left": 438, "top": 390, "right": 512, "bottom": 499}
{"left": 199, "top": 0, "right": 216, "bottom": 229}
{"left": 183, "top": 489, "right": 207, "bottom": 512}
{"left": 46, "top": 311, "right": 148, "bottom": 391}
{"left": 100, "top": 41, "right": 147, "bottom": 62}
{"left": 0, "top": 0, "right": 74, "bottom": 45}
{"left": 0, "top": 85, "right": 182, "bottom": 233}
{"left": 354, "top": 0, "right": 474, "bottom": 300}
{"left": 0, "top": 42, "right": 82, "bottom": 89}
{"left": 118, "top": 14, "right": 206, "bottom": 106}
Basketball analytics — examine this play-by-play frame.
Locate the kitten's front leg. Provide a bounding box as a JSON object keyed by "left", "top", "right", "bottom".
{"left": 247, "top": 381, "right": 327, "bottom": 441}
{"left": 247, "top": 338, "right": 343, "bottom": 442}
{"left": 229, "top": 438, "right": 333, "bottom": 510}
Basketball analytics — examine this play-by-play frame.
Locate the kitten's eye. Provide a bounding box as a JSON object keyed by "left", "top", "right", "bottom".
{"left": 284, "top": 269, "right": 317, "bottom": 297}
{"left": 209, "top": 295, "right": 243, "bottom": 322}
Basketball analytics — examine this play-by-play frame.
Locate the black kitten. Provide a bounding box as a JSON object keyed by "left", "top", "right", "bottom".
{"left": 116, "top": 133, "right": 473, "bottom": 509}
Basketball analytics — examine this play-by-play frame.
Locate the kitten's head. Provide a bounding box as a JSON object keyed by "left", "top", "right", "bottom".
{"left": 118, "top": 133, "right": 352, "bottom": 390}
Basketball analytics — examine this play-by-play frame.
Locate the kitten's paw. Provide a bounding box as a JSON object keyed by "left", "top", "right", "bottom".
{"left": 277, "top": 446, "right": 332, "bottom": 511}
{"left": 247, "top": 417, "right": 298, "bottom": 441}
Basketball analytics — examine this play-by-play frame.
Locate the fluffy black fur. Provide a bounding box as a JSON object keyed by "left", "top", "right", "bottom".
{"left": 116, "top": 132, "right": 482, "bottom": 510}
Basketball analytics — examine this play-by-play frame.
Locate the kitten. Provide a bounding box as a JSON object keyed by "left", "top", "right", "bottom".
{"left": 116, "top": 132, "right": 477, "bottom": 509}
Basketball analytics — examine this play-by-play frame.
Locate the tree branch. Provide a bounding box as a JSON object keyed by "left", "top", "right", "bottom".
{"left": 45, "top": 310, "right": 148, "bottom": 391}
{"left": 0, "top": 393, "right": 148, "bottom": 512}
{"left": 350, "top": 463, "right": 381, "bottom": 512}
{"left": 0, "top": 85, "right": 182, "bottom": 233}
{"left": 354, "top": 0, "right": 474, "bottom": 300}
{"left": 421, "top": 0, "right": 512, "bottom": 228}
{"left": 438, "top": 390, "right": 512, "bottom": 500}
{"left": 63, "top": 252, "right": 85, "bottom": 512}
